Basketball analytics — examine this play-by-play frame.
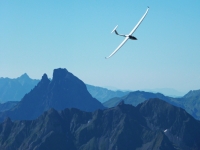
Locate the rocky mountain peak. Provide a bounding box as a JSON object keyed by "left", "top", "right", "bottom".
{"left": 0, "top": 68, "right": 104, "bottom": 121}
{"left": 37, "top": 73, "right": 50, "bottom": 88}
{"left": 41, "top": 73, "right": 49, "bottom": 81}
{"left": 52, "top": 68, "right": 70, "bottom": 81}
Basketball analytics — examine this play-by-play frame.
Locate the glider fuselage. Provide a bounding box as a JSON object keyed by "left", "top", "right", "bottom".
{"left": 128, "top": 35, "right": 137, "bottom": 40}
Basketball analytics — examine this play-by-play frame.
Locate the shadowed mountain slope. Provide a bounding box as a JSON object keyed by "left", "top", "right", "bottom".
{"left": 0, "top": 73, "right": 129, "bottom": 104}
{"left": 0, "top": 100, "right": 182, "bottom": 150}
{"left": 137, "top": 98, "right": 200, "bottom": 149}
{"left": 0, "top": 68, "right": 104, "bottom": 122}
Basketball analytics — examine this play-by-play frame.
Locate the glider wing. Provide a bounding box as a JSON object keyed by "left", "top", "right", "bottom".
{"left": 105, "top": 37, "right": 129, "bottom": 59}
{"left": 129, "top": 7, "right": 149, "bottom": 35}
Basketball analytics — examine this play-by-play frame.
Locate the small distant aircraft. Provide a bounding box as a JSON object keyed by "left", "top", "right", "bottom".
{"left": 105, "top": 7, "right": 149, "bottom": 59}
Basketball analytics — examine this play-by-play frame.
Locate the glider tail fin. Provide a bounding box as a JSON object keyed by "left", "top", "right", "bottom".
{"left": 111, "top": 25, "right": 118, "bottom": 34}
{"left": 111, "top": 25, "right": 125, "bottom": 37}
{"left": 114, "top": 30, "right": 119, "bottom": 35}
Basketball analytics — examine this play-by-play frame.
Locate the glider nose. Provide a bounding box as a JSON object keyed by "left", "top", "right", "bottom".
{"left": 129, "top": 35, "right": 137, "bottom": 40}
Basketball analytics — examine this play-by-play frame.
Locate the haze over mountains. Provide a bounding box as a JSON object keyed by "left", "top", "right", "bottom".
{"left": 86, "top": 84, "right": 129, "bottom": 103}
{"left": 0, "top": 72, "right": 186, "bottom": 104}
{"left": 143, "top": 88, "right": 185, "bottom": 97}
{"left": 0, "top": 73, "right": 129, "bottom": 104}
{"left": 0, "top": 68, "right": 200, "bottom": 149}
{"left": 0, "top": 73, "right": 39, "bottom": 103}
{"left": 0, "top": 101, "right": 18, "bottom": 112}
{"left": 1, "top": 69, "right": 200, "bottom": 120}
{"left": 103, "top": 90, "right": 200, "bottom": 120}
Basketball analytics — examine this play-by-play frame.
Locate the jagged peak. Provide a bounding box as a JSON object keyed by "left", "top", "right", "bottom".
{"left": 52, "top": 68, "right": 70, "bottom": 81}
{"left": 41, "top": 73, "right": 48, "bottom": 80}
{"left": 40, "top": 73, "right": 50, "bottom": 84}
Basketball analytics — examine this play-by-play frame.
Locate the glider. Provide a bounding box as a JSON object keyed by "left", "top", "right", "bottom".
{"left": 105, "top": 7, "right": 149, "bottom": 59}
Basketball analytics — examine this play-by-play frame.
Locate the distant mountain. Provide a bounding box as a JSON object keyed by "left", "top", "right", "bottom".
{"left": 180, "top": 89, "right": 200, "bottom": 120}
{"left": 0, "top": 68, "right": 105, "bottom": 121}
{"left": 0, "top": 98, "right": 199, "bottom": 150}
{"left": 0, "top": 74, "right": 129, "bottom": 104}
{"left": 103, "top": 91, "right": 182, "bottom": 108}
{"left": 143, "top": 88, "right": 186, "bottom": 97}
{"left": 0, "top": 101, "right": 18, "bottom": 112}
{"left": 0, "top": 73, "right": 39, "bottom": 103}
{"left": 103, "top": 90, "right": 200, "bottom": 120}
{"left": 104, "top": 90, "right": 200, "bottom": 120}
{"left": 86, "top": 84, "right": 129, "bottom": 103}
{"left": 1, "top": 73, "right": 200, "bottom": 120}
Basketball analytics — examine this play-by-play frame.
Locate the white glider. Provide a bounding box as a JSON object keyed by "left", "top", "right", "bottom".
{"left": 105, "top": 7, "right": 149, "bottom": 59}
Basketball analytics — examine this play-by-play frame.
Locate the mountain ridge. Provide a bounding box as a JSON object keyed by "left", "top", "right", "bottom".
{"left": 1, "top": 72, "right": 200, "bottom": 120}
{"left": 103, "top": 90, "right": 200, "bottom": 120}
{"left": 0, "top": 98, "right": 199, "bottom": 150}
{"left": 86, "top": 84, "right": 129, "bottom": 103}
{"left": 0, "top": 73, "right": 39, "bottom": 103}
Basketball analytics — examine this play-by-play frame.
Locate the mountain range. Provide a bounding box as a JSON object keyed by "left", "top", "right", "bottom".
{"left": 1, "top": 72, "right": 200, "bottom": 120}
{"left": 142, "top": 88, "right": 185, "bottom": 97}
{"left": 86, "top": 84, "right": 129, "bottom": 103}
{"left": 103, "top": 90, "right": 200, "bottom": 120}
{"left": 0, "top": 73, "right": 128, "bottom": 104}
{"left": 103, "top": 91, "right": 184, "bottom": 109}
{"left": 0, "top": 68, "right": 104, "bottom": 121}
{"left": 0, "top": 68, "right": 200, "bottom": 149}
{"left": 0, "top": 98, "right": 199, "bottom": 150}
{"left": 0, "top": 73, "right": 39, "bottom": 103}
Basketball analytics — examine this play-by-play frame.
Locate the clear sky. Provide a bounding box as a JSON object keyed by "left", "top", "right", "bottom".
{"left": 0, "top": 1, "right": 200, "bottom": 93}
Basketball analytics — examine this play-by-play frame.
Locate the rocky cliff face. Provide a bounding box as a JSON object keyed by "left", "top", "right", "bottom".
{"left": 0, "top": 100, "right": 173, "bottom": 150}
{"left": 0, "top": 68, "right": 104, "bottom": 121}
{"left": 0, "top": 99, "right": 199, "bottom": 150}
{"left": 137, "top": 98, "right": 200, "bottom": 149}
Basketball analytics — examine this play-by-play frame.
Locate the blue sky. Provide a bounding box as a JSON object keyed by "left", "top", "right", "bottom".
{"left": 0, "top": 1, "right": 200, "bottom": 93}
